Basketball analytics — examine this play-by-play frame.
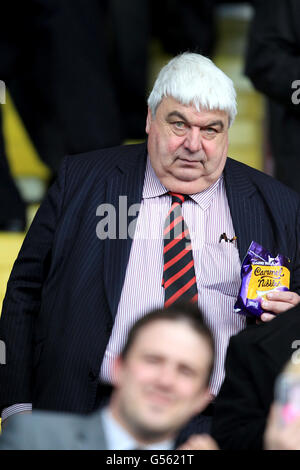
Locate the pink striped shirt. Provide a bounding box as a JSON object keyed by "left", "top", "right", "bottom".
{"left": 101, "top": 157, "right": 246, "bottom": 396}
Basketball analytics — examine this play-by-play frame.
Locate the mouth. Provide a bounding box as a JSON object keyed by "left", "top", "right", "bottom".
{"left": 145, "top": 390, "right": 174, "bottom": 407}
{"left": 178, "top": 158, "right": 203, "bottom": 167}
{"left": 177, "top": 152, "right": 206, "bottom": 162}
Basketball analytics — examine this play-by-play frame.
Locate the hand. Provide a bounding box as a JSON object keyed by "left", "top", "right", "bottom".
{"left": 177, "top": 433, "right": 219, "bottom": 450}
{"left": 258, "top": 290, "right": 300, "bottom": 323}
{"left": 264, "top": 404, "right": 300, "bottom": 450}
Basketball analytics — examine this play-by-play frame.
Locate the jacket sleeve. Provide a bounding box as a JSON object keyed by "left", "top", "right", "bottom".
{"left": 0, "top": 157, "right": 68, "bottom": 411}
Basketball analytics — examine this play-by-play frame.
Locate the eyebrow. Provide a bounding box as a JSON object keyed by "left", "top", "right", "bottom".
{"left": 207, "top": 120, "right": 224, "bottom": 130}
{"left": 167, "top": 111, "right": 188, "bottom": 121}
{"left": 166, "top": 111, "right": 225, "bottom": 130}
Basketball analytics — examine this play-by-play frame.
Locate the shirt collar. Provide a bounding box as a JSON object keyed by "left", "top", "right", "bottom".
{"left": 142, "top": 155, "right": 224, "bottom": 211}
{"left": 101, "top": 407, "right": 174, "bottom": 451}
{"left": 142, "top": 156, "right": 167, "bottom": 199}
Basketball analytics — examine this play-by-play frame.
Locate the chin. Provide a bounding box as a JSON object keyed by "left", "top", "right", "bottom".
{"left": 176, "top": 164, "right": 203, "bottom": 174}
{"left": 168, "top": 169, "right": 198, "bottom": 181}
{"left": 174, "top": 169, "right": 206, "bottom": 183}
{"left": 137, "top": 419, "right": 174, "bottom": 437}
{"left": 167, "top": 179, "right": 203, "bottom": 195}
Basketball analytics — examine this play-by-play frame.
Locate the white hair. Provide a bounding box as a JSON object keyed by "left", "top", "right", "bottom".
{"left": 148, "top": 52, "right": 237, "bottom": 127}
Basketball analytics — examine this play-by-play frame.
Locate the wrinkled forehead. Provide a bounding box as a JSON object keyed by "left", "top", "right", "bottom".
{"left": 154, "top": 96, "right": 230, "bottom": 126}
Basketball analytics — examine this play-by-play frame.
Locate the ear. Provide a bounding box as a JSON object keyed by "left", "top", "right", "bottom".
{"left": 191, "top": 388, "right": 213, "bottom": 416}
{"left": 223, "top": 132, "right": 229, "bottom": 157}
{"left": 145, "top": 107, "right": 153, "bottom": 135}
{"left": 111, "top": 356, "right": 124, "bottom": 388}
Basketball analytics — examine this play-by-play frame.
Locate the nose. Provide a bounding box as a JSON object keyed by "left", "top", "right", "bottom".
{"left": 155, "top": 365, "right": 177, "bottom": 389}
{"left": 183, "top": 127, "right": 202, "bottom": 153}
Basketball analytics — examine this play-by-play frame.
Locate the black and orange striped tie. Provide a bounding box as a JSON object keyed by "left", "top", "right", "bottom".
{"left": 162, "top": 192, "right": 198, "bottom": 307}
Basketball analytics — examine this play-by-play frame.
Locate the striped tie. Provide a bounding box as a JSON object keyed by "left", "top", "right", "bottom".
{"left": 162, "top": 192, "right": 198, "bottom": 307}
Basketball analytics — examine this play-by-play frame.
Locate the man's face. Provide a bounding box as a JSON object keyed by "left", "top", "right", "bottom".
{"left": 146, "top": 96, "right": 229, "bottom": 194}
{"left": 111, "top": 320, "right": 212, "bottom": 443}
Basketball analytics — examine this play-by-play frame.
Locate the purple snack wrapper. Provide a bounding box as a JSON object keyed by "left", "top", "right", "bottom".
{"left": 234, "top": 241, "right": 291, "bottom": 317}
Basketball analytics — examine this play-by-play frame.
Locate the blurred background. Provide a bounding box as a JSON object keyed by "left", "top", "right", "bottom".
{"left": 0, "top": 0, "right": 283, "bottom": 309}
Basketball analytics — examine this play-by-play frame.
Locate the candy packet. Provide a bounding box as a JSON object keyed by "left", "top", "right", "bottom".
{"left": 234, "top": 241, "right": 290, "bottom": 317}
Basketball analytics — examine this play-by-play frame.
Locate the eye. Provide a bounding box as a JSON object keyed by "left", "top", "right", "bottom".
{"left": 171, "top": 121, "right": 187, "bottom": 132}
{"left": 143, "top": 355, "right": 160, "bottom": 364}
{"left": 205, "top": 127, "right": 217, "bottom": 134}
{"left": 202, "top": 127, "right": 217, "bottom": 139}
{"left": 179, "top": 366, "right": 195, "bottom": 377}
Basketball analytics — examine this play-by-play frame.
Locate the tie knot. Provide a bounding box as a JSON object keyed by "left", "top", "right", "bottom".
{"left": 168, "top": 192, "right": 188, "bottom": 205}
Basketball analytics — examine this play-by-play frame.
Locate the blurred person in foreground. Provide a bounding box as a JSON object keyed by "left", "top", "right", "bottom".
{"left": 0, "top": 304, "right": 218, "bottom": 450}
{"left": 0, "top": 52, "right": 300, "bottom": 444}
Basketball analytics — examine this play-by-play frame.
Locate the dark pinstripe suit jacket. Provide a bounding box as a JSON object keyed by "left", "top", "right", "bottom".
{"left": 0, "top": 142, "right": 300, "bottom": 414}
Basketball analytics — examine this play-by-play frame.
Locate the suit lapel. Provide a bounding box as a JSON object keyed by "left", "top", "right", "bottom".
{"left": 103, "top": 144, "right": 147, "bottom": 318}
{"left": 224, "top": 158, "right": 276, "bottom": 263}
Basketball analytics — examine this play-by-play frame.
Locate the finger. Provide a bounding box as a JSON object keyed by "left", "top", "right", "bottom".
{"left": 177, "top": 435, "right": 219, "bottom": 450}
{"left": 176, "top": 444, "right": 190, "bottom": 450}
{"left": 260, "top": 312, "right": 277, "bottom": 322}
{"left": 261, "top": 299, "right": 296, "bottom": 314}
{"left": 198, "top": 435, "right": 220, "bottom": 450}
{"left": 266, "top": 291, "right": 300, "bottom": 304}
{"left": 176, "top": 434, "right": 201, "bottom": 450}
{"left": 176, "top": 439, "right": 200, "bottom": 450}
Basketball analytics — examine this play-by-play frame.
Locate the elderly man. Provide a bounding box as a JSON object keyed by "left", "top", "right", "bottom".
{"left": 0, "top": 304, "right": 217, "bottom": 450}
{"left": 0, "top": 52, "right": 300, "bottom": 440}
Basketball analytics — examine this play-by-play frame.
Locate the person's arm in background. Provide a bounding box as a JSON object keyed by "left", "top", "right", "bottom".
{"left": 0, "top": 157, "right": 68, "bottom": 420}
{"left": 245, "top": 0, "right": 300, "bottom": 113}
